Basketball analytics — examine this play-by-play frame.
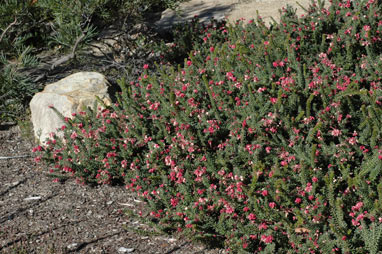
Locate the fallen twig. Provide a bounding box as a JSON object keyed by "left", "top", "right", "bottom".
{"left": 50, "top": 32, "right": 85, "bottom": 70}
{"left": 0, "top": 17, "right": 18, "bottom": 43}
{"left": 0, "top": 154, "right": 31, "bottom": 160}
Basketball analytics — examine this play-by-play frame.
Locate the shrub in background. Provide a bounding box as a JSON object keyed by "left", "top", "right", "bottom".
{"left": 0, "top": 0, "right": 185, "bottom": 54}
{"left": 35, "top": 0, "right": 382, "bottom": 253}
{"left": 0, "top": 0, "right": 42, "bottom": 123}
{"left": 0, "top": 0, "right": 186, "bottom": 123}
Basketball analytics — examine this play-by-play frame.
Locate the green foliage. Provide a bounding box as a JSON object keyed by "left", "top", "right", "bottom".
{"left": 35, "top": 0, "right": 382, "bottom": 253}
{"left": 0, "top": 51, "right": 38, "bottom": 123}
{"left": 359, "top": 221, "right": 382, "bottom": 254}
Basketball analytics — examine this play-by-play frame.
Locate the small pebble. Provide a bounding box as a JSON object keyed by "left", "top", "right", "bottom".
{"left": 67, "top": 243, "right": 78, "bottom": 250}
{"left": 167, "top": 238, "right": 176, "bottom": 243}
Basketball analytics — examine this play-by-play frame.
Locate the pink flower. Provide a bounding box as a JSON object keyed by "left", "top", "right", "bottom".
{"left": 122, "top": 162, "right": 129, "bottom": 171}
{"left": 149, "top": 102, "right": 160, "bottom": 110}
{"left": 331, "top": 128, "right": 341, "bottom": 137}
{"left": 165, "top": 156, "right": 173, "bottom": 166}
{"left": 295, "top": 198, "right": 302, "bottom": 204}
{"left": 225, "top": 206, "right": 234, "bottom": 214}
{"left": 305, "top": 182, "right": 312, "bottom": 193}
{"left": 259, "top": 222, "right": 268, "bottom": 230}
{"left": 352, "top": 202, "right": 363, "bottom": 211}
{"left": 348, "top": 137, "right": 357, "bottom": 145}
{"left": 356, "top": 213, "right": 365, "bottom": 221}
{"left": 143, "top": 64, "right": 149, "bottom": 69}
{"left": 32, "top": 146, "right": 42, "bottom": 152}
{"left": 170, "top": 198, "right": 179, "bottom": 207}
{"left": 260, "top": 234, "right": 273, "bottom": 244}
{"left": 218, "top": 169, "right": 225, "bottom": 176}
{"left": 269, "top": 202, "right": 276, "bottom": 208}
{"left": 264, "top": 41, "right": 269, "bottom": 46}
{"left": 247, "top": 213, "right": 256, "bottom": 221}
{"left": 261, "top": 190, "right": 268, "bottom": 196}
{"left": 70, "top": 131, "right": 78, "bottom": 139}
{"left": 352, "top": 219, "right": 360, "bottom": 226}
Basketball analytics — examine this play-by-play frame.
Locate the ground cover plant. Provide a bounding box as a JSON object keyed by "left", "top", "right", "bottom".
{"left": 34, "top": 0, "right": 382, "bottom": 252}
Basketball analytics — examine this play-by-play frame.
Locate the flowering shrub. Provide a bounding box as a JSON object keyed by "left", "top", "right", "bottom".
{"left": 35, "top": 0, "right": 382, "bottom": 252}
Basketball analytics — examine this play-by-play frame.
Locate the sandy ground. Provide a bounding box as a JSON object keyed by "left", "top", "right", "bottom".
{"left": 156, "top": 0, "right": 322, "bottom": 28}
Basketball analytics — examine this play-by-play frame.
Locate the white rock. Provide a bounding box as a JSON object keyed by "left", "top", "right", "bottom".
{"left": 117, "top": 247, "right": 135, "bottom": 253}
{"left": 30, "top": 72, "right": 111, "bottom": 144}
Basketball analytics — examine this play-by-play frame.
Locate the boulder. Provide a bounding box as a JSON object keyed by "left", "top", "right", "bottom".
{"left": 30, "top": 72, "right": 111, "bottom": 144}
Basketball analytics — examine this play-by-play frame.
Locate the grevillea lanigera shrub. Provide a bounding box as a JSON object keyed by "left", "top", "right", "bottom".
{"left": 35, "top": 0, "right": 382, "bottom": 252}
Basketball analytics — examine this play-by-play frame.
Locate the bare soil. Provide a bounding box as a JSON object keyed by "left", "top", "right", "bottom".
{"left": 0, "top": 125, "right": 225, "bottom": 254}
